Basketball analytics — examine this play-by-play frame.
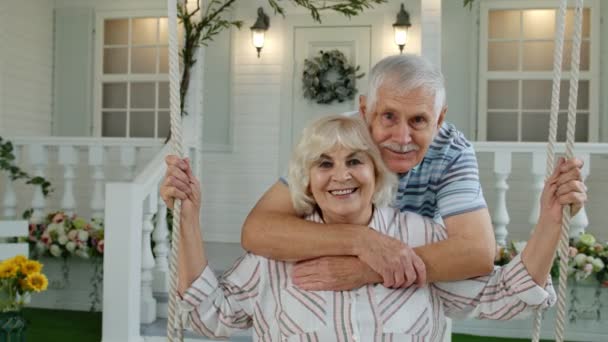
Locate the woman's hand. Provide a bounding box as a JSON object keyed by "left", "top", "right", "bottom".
{"left": 539, "top": 158, "right": 587, "bottom": 225}
{"left": 160, "top": 155, "right": 201, "bottom": 223}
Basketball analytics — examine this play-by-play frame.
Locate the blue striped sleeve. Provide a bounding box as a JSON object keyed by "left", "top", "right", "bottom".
{"left": 436, "top": 144, "right": 487, "bottom": 218}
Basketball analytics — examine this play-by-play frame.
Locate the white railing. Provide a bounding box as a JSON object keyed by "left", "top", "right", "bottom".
{"left": 102, "top": 144, "right": 198, "bottom": 342}
{"left": 473, "top": 142, "right": 606, "bottom": 245}
{"left": 0, "top": 137, "right": 164, "bottom": 221}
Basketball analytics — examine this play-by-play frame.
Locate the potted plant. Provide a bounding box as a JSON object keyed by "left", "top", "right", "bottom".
{"left": 0, "top": 255, "right": 48, "bottom": 341}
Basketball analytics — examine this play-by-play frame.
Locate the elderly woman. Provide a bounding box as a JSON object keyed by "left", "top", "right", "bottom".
{"left": 161, "top": 115, "right": 579, "bottom": 341}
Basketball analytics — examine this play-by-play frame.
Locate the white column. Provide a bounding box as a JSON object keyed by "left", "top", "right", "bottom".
{"left": 59, "top": 146, "right": 78, "bottom": 216}
{"left": 89, "top": 146, "right": 105, "bottom": 220}
{"left": 102, "top": 183, "right": 144, "bottom": 342}
{"left": 120, "top": 146, "right": 137, "bottom": 181}
{"left": 153, "top": 190, "right": 170, "bottom": 318}
{"left": 141, "top": 192, "right": 157, "bottom": 324}
{"left": 2, "top": 146, "right": 19, "bottom": 219}
{"left": 28, "top": 144, "right": 47, "bottom": 223}
{"left": 493, "top": 151, "right": 512, "bottom": 246}
{"left": 570, "top": 153, "right": 590, "bottom": 237}
{"left": 528, "top": 152, "right": 547, "bottom": 230}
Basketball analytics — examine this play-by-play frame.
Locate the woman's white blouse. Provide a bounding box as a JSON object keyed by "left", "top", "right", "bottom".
{"left": 179, "top": 207, "right": 556, "bottom": 341}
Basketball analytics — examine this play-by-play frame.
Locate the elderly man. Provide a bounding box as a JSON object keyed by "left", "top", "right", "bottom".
{"left": 240, "top": 54, "right": 585, "bottom": 289}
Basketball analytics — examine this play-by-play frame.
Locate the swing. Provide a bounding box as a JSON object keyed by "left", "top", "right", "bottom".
{"left": 162, "top": 0, "right": 586, "bottom": 340}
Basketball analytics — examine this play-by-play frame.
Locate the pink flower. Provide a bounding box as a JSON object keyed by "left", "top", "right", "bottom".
{"left": 52, "top": 213, "right": 65, "bottom": 224}
{"left": 569, "top": 247, "right": 579, "bottom": 258}
{"left": 97, "top": 240, "right": 104, "bottom": 254}
{"left": 583, "top": 263, "right": 593, "bottom": 273}
{"left": 41, "top": 232, "right": 52, "bottom": 246}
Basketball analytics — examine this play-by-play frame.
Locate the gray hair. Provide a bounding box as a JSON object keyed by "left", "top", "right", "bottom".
{"left": 366, "top": 54, "right": 446, "bottom": 118}
{"left": 288, "top": 115, "right": 397, "bottom": 216}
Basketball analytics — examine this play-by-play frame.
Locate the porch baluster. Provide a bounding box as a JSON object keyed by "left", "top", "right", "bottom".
{"left": 153, "top": 190, "right": 170, "bottom": 318}
{"left": 493, "top": 151, "right": 512, "bottom": 246}
{"left": 570, "top": 153, "right": 590, "bottom": 237}
{"left": 120, "top": 146, "right": 137, "bottom": 181}
{"left": 528, "top": 152, "right": 547, "bottom": 231}
{"left": 2, "top": 147, "right": 19, "bottom": 219}
{"left": 28, "top": 144, "right": 47, "bottom": 223}
{"left": 89, "top": 146, "right": 105, "bottom": 220}
{"left": 58, "top": 146, "right": 78, "bottom": 216}
{"left": 141, "top": 193, "right": 158, "bottom": 324}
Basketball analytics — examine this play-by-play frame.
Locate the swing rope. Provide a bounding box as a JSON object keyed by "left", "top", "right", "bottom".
{"left": 532, "top": 0, "right": 584, "bottom": 341}
{"left": 167, "top": 0, "right": 184, "bottom": 340}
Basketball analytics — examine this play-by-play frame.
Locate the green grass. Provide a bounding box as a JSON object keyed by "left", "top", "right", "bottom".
{"left": 23, "top": 308, "right": 101, "bottom": 341}
{"left": 21, "top": 308, "right": 558, "bottom": 342}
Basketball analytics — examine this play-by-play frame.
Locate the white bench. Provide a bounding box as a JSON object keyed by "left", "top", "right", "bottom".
{"left": 0, "top": 220, "right": 29, "bottom": 260}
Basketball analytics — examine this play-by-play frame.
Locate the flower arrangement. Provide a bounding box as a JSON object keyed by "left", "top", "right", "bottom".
{"left": 495, "top": 233, "right": 607, "bottom": 284}
{"left": 0, "top": 255, "right": 48, "bottom": 312}
{"left": 28, "top": 211, "right": 104, "bottom": 260}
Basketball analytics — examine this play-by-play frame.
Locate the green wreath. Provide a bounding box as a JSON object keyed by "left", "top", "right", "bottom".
{"left": 302, "top": 50, "right": 364, "bottom": 104}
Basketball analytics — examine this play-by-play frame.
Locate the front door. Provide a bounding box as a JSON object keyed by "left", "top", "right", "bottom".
{"left": 290, "top": 26, "right": 372, "bottom": 145}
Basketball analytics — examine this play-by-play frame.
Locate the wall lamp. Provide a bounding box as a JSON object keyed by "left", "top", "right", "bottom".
{"left": 393, "top": 3, "right": 411, "bottom": 54}
{"left": 250, "top": 7, "right": 270, "bottom": 58}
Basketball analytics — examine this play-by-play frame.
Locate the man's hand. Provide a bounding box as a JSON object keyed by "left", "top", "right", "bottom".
{"left": 355, "top": 229, "right": 426, "bottom": 288}
{"left": 292, "top": 256, "right": 381, "bottom": 291}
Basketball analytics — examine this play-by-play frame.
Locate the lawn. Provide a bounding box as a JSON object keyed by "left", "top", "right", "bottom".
{"left": 22, "top": 308, "right": 558, "bottom": 342}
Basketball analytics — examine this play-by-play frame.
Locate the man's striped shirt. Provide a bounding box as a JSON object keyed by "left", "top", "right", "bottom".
{"left": 394, "top": 122, "right": 487, "bottom": 219}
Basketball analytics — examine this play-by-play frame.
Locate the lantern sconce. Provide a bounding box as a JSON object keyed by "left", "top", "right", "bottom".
{"left": 250, "top": 7, "right": 270, "bottom": 58}
{"left": 393, "top": 4, "right": 411, "bottom": 54}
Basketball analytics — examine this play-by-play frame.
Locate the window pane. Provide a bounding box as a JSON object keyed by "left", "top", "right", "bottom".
{"left": 488, "top": 80, "right": 518, "bottom": 109}
{"left": 103, "top": 48, "right": 128, "bottom": 74}
{"left": 158, "top": 82, "right": 169, "bottom": 109}
{"left": 130, "top": 82, "right": 155, "bottom": 109}
{"left": 103, "top": 83, "right": 127, "bottom": 108}
{"left": 159, "top": 47, "right": 169, "bottom": 73}
{"left": 565, "top": 8, "right": 591, "bottom": 39}
{"left": 522, "top": 113, "right": 550, "bottom": 141}
{"left": 522, "top": 80, "right": 551, "bottom": 110}
{"left": 489, "top": 10, "right": 520, "bottom": 39}
{"left": 562, "top": 40, "right": 590, "bottom": 71}
{"left": 102, "top": 112, "right": 126, "bottom": 137}
{"left": 523, "top": 10, "right": 555, "bottom": 39}
{"left": 132, "top": 18, "right": 158, "bottom": 45}
{"left": 522, "top": 41, "right": 553, "bottom": 70}
{"left": 557, "top": 113, "right": 588, "bottom": 142}
{"left": 130, "top": 111, "right": 155, "bottom": 137}
{"left": 158, "top": 111, "right": 170, "bottom": 138}
{"left": 488, "top": 42, "right": 519, "bottom": 71}
{"left": 487, "top": 112, "right": 518, "bottom": 141}
{"left": 131, "top": 47, "right": 157, "bottom": 74}
{"left": 104, "top": 19, "right": 128, "bottom": 45}
{"left": 559, "top": 80, "right": 589, "bottom": 110}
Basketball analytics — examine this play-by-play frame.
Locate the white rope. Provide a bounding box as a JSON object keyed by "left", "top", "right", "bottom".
{"left": 167, "top": 0, "right": 184, "bottom": 340}
{"left": 532, "top": 0, "right": 584, "bottom": 341}
{"left": 531, "top": 0, "right": 567, "bottom": 340}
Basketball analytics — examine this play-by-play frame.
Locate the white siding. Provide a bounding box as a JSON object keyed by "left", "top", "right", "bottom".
{"left": 0, "top": 1, "right": 54, "bottom": 136}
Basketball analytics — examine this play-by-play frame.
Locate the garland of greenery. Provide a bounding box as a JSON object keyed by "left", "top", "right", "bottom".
{"left": 0, "top": 136, "right": 53, "bottom": 218}
{"left": 302, "top": 50, "right": 364, "bottom": 104}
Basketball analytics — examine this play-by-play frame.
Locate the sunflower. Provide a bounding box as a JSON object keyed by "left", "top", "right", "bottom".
{"left": 25, "top": 273, "right": 48, "bottom": 292}
{"left": 0, "top": 262, "right": 19, "bottom": 279}
{"left": 9, "top": 255, "right": 28, "bottom": 268}
{"left": 22, "top": 260, "right": 43, "bottom": 276}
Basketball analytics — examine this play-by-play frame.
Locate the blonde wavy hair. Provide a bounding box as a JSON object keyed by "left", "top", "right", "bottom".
{"left": 288, "top": 115, "right": 397, "bottom": 216}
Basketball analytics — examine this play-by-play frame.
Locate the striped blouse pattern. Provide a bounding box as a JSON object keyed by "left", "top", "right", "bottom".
{"left": 180, "top": 207, "right": 556, "bottom": 341}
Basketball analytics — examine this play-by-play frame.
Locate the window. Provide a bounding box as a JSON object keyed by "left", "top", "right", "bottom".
{"left": 478, "top": 2, "right": 599, "bottom": 142}
{"left": 97, "top": 15, "right": 182, "bottom": 138}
